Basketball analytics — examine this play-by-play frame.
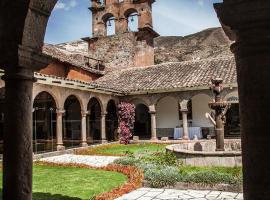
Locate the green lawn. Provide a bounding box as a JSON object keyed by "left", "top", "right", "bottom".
{"left": 0, "top": 165, "right": 127, "bottom": 200}
{"left": 77, "top": 143, "right": 167, "bottom": 156}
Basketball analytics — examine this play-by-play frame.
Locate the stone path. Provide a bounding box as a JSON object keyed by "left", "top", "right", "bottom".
{"left": 115, "top": 188, "right": 243, "bottom": 200}
{"left": 40, "top": 154, "right": 119, "bottom": 167}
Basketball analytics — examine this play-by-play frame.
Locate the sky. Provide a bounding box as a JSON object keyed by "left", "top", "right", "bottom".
{"left": 45, "top": 0, "right": 223, "bottom": 44}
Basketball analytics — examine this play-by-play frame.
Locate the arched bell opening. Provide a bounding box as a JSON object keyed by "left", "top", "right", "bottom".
{"left": 32, "top": 92, "right": 57, "bottom": 153}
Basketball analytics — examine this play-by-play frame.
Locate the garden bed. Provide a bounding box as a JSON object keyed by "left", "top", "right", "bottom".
{"left": 113, "top": 151, "right": 243, "bottom": 193}
{"left": 75, "top": 143, "right": 167, "bottom": 156}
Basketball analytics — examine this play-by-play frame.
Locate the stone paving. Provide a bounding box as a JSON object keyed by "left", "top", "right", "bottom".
{"left": 40, "top": 154, "right": 119, "bottom": 167}
{"left": 115, "top": 188, "right": 243, "bottom": 200}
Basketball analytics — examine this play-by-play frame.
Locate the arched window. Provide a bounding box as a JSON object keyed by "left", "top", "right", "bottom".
{"left": 103, "top": 13, "right": 116, "bottom": 36}
{"left": 87, "top": 97, "right": 102, "bottom": 142}
{"left": 125, "top": 9, "right": 139, "bottom": 32}
{"left": 33, "top": 92, "right": 57, "bottom": 153}
{"left": 64, "top": 95, "right": 81, "bottom": 148}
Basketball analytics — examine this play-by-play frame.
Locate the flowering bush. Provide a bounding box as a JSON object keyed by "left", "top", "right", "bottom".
{"left": 118, "top": 102, "right": 135, "bottom": 145}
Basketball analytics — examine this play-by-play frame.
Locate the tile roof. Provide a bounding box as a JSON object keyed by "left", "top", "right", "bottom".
{"left": 91, "top": 56, "right": 237, "bottom": 94}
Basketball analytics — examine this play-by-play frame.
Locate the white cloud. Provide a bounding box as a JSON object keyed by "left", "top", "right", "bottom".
{"left": 55, "top": 0, "right": 78, "bottom": 11}
{"left": 197, "top": 0, "right": 204, "bottom": 6}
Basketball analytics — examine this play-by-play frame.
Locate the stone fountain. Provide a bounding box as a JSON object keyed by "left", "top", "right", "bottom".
{"left": 166, "top": 78, "right": 241, "bottom": 167}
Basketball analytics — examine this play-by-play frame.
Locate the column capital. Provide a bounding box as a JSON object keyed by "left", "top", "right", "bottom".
{"left": 56, "top": 109, "right": 65, "bottom": 115}
{"left": 149, "top": 110, "right": 156, "bottom": 115}
{"left": 101, "top": 112, "right": 107, "bottom": 117}
{"left": 81, "top": 110, "right": 89, "bottom": 117}
{"left": 180, "top": 108, "right": 188, "bottom": 113}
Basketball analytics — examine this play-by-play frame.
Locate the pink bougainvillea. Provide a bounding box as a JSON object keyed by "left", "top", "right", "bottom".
{"left": 118, "top": 102, "right": 135, "bottom": 145}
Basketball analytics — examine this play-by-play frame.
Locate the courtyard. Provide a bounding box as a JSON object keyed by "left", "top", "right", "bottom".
{"left": 1, "top": 0, "right": 270, "bottom": 199}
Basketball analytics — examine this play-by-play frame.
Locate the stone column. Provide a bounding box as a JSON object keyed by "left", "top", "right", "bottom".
{"left": 81, "top": 110, "right": 88, "bottom": 147}
{"left": 215, "top": 1, "right": 270, "bottom": 199}
{"left": 149, "top": 105, "right": 157, "bottom": 141}
{"left": 56, "top": 109, "right": 65, "bottom": 151}
{"left": 180, "top": 100, "right": 189, "bottom": 140}
{"left": 101, "top": 112, "right": 107, "bottom": 143}
{"left": 2, "top": 67, "right": 34, "bottom": 200}
{"left": 181, "top": 109, "right": 189, "bottom": 140}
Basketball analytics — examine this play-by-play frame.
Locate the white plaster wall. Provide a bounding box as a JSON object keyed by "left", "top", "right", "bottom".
{"left": 192, "top": 94, "right": 213, "bottom": 127}
{"left": 156, "top": 97, "right": 179, "bottom": 128}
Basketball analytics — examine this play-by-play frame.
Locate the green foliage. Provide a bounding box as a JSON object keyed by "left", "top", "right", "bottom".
{"left": 144, "top": 165, "right": 180, "bottom": 188}
{"left": 180, "top": 171, "right": 241, "bottom": 185}
{"left": 114, "top": 156, "right": 138, "bottom": 166}
{"left": 141, "top": 152, "right": 182, "bottom": 167}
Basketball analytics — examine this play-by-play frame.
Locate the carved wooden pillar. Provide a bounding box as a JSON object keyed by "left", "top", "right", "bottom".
{"left": 215, "top": 1, "right": 270, "bottom": 199}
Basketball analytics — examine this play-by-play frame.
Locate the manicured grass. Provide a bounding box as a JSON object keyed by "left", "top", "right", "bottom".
{"left": 0, "top": 165, "right": 127, "bottom": 200}
{"left": 77, "top": 143, "right": 167, "bottom": 156}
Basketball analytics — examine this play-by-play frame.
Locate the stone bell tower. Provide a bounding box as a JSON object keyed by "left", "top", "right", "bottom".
{"left": 83, "top": 0, "right": 159, "bottom": 71}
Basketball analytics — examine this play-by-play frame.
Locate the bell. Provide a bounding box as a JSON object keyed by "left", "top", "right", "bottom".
{"left": 131, "top": 16, "right": 134, "bottom": 22}
{"left": 108, "top": 20, "right": 112, "bottom": 27}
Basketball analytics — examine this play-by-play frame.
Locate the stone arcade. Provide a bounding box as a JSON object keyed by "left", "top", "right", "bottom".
{"left": 0, "top": 0, "right": 270, "bottom": 199}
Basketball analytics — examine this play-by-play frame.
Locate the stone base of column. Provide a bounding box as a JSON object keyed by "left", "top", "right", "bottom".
{"left": 101, "top": 140, "right": 108, "bottom": 144}
{"left": 182, "top": 136, "right": 190, "bottom": 140}
{"left": 151, "top": 137, "right": 158, "bottom": 142}
{"left": 57, "top": 145, "right": 65, "bottom": 151}
{"left": 81, "top": 142, "right": 88, "bottom": 147}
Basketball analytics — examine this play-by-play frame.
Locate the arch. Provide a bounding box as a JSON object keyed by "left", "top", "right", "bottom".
{"left": 63, "top": 95, "right": 82, "bottom": 148}
{"left": 156, "top": 96, "right": 179, "bottom": 129}
{"left": 134, "top": 103, "right": 151, "bottom": 139}
{"left": 33, "top": 91, "right": 57, "bottom": 153}
{"left": 33, "top": 90, "right": 59, "bottom": 109}
{"left": 191, "top": 94, "right": 212, "bottom": 128}
{"left": 62, "top": 93, "right": 84, "bottom": 111}
{"left": 124, "top": 8, "right": 139, "bottom": 32}
{"left": 130, "top": 98, "right": 149, "bottom": 107}
{"left": 102, "top": 13, "right": 116, "bottom": 36}
{"left": 87, "top": 97, "right": 102, "bottom": 142}
{"left": 106, "top": 99, "right": 118, "bottom": 141}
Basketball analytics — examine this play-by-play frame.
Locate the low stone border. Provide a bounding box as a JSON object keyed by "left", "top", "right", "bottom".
{"left": 36, "top": 162, "right": 144, "bottom": 200}
{"left": 142, "top": 181, "right": 242, "bottom": 193}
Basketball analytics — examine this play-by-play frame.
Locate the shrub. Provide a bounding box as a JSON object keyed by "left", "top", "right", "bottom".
{"left": 114, "top": 157, "right": 138, "bottom": 166}
{"left": 118, "top": 102, "right": 135, "bottom": 145}
{"left": 141, "top": 152, "right": 182, "bottom": 167}
{"left": 144, "top": 165, "right": 180, "bottom": 188}
{"left": 181, "top": 171, "right": 240, "bottom": 185}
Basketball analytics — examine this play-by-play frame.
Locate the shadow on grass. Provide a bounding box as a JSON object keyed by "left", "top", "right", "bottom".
{"left": 0, "top": 189, "right": 83, "bottom": 200}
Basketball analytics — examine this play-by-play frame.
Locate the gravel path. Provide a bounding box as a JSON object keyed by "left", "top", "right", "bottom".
{"left": 115, "top": 188, "right": 243, "bottom": 200}
{"left": 40, "top": 154, "right": 120, "bottom": 167}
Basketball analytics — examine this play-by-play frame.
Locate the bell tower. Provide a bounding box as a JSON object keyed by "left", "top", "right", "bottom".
{"left": 90, "top": 0, "right": 156, "bottom": 37}
{"left": 84, "top": 0, "right": 159, "bottom": 70}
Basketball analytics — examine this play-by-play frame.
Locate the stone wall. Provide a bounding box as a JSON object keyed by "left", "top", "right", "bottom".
{"left": 88, "top": 32, "right": 155, "bottom": 70}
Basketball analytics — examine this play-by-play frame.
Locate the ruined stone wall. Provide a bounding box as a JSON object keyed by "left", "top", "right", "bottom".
{"left": 88, "top": 32, "right": 155, "bottom": 70}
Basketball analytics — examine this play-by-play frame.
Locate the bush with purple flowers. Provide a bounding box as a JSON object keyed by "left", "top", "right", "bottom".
{"left": 118, "top": 102, "right": 135, "bottom": 145}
